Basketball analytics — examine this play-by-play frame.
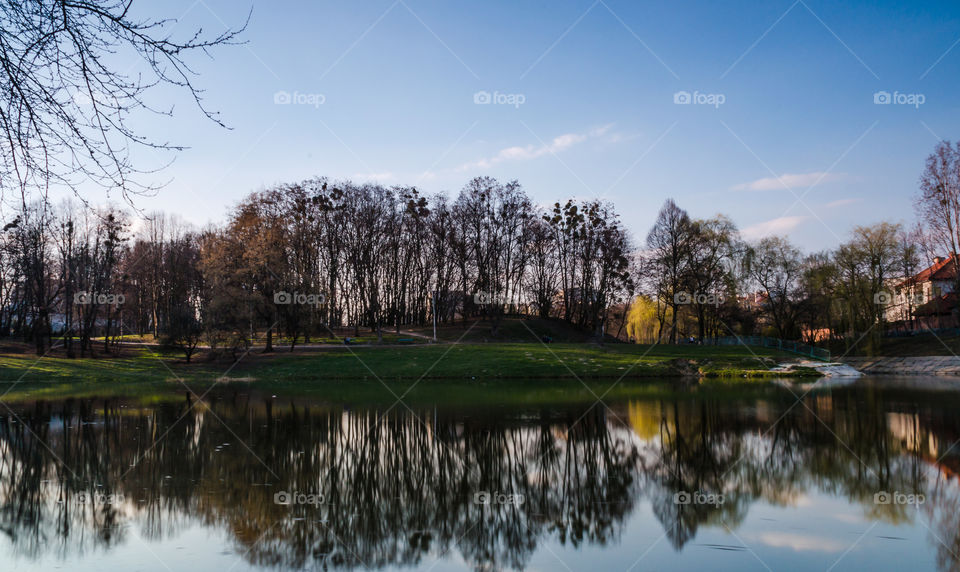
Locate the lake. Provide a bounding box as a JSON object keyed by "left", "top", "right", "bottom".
{"left": 1, "top": 376, "right": 959, "bottom": 571}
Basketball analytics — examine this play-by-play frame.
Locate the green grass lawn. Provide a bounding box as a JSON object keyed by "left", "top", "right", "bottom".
{"left": 0, "top": 342, "right": 801, "bottom": 405}
{"left": 872, "top": 332, "right": 960, "bottom": 357}
{"left": 402, "top": 317, "right": 603, "bottom": 343}
{"left": 254, "top": 343, "right": 791, "bottom": 380}
{"left": 0, "top": 342, "right": 795, "bottom": 387}
{"left": 822, "top": 331, "right": 960, "bottom": 357}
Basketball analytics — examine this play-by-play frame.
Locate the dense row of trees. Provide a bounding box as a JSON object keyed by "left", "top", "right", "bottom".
{"left": 630, "top": 141, "right": 960, "bottom": 353}
{"left": 635, "top": 200, "right": 924, "bottom": 353}
{"left": 5, "top": 139, "right": 960, "bottom": 358}
{"left": 0, "top": 176, "right": 634, "bottom": 357}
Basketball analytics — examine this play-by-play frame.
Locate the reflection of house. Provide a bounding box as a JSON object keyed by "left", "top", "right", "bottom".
{"left": 887, "top": 411, "right": 960, "bottom": 480}
{"left": 892, "top": 255, "right": 958, "bottom": 329}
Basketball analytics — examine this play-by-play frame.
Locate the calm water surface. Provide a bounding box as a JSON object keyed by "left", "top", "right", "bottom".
{"left": 2, "top": 376, "right": 960, "bottom": 571}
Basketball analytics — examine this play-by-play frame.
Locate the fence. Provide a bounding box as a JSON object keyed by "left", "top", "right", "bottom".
{"left": 705, "top": 336, "right": 832, "bottom": 362}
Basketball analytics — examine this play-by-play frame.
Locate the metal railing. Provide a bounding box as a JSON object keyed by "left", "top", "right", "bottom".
{"left": 704, "top": 336, "right": 832, "bottom": 362}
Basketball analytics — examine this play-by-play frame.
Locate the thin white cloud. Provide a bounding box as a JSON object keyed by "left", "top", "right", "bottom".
{"left": 354, "top": 172, "right": 395, "bottom": 183}
{"left": 741, "top": 215, "right": 808, "bottom": 240}
{"left": 605, "top": 131, "right": 643, "bottom": 144}
{"left": 825, "top": 198, "right": 860, "bottom": 208}
{"left": 732, "top": 172, "right": 847, "bottom": 191}
{"left": 457, "top": 125, "right": 613, "bottom": 172}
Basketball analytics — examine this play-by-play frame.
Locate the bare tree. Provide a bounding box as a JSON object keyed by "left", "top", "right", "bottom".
{"left": 0, "top": 0, "right": 246, "bottom": 204}
{"left": 745, "top": 236, "right": 803, "bottom": 339}
{"left": 917, "top": 141, "right": 960, "bottom": 294}
{"left": 646, "top": 199, "right": 694, "bottom": 343}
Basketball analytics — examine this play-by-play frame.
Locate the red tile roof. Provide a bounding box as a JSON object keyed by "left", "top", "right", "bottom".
{"left": 899, "top": 255, "right": 958, "bottom": 288}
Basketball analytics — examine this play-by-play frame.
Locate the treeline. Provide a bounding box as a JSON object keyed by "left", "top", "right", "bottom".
{"left": 633, "top": 139, "right": 960, "bottom": 353}
{"left": 6, "top": 140, "right": 959, "bottom": 359}
{"left": 0, "top": 176, "right": 634, "bottom": 357}
{"left": 635, "top": 200, "right": 924, "bottom": 354}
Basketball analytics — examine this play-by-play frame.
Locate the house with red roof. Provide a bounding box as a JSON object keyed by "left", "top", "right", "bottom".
{"left": 892, "top": 255, "right": 959, "bottom": 329}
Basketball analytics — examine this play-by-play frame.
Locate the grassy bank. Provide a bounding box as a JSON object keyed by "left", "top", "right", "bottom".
{"left": 833, "top": 331, "right": 960, "bottom": 357}
{"left": 0, "top": 341, "right": 802, "bottom": 388}
{"left": 253, "top": 343, "right": 796, "bottom": 380}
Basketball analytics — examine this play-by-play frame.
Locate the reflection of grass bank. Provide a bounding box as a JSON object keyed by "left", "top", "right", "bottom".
{"left": 0, "top": 343, "right": 813, "bottom": 401}
{"left": 0, "top": 375, "right": 795, "bottom": 408}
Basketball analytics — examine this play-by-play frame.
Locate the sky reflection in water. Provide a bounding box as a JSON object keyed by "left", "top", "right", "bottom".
{"left": 1, "top": 377, "right": 958, "bottom": 571}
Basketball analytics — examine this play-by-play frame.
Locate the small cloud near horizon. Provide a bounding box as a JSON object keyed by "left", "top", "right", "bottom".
{"left": 825, "top": 198, "right": 860, "bottom": 208}
{"left": 354, "top": 172, "right": 395, "bottom": 183}
{"left": 732, "top": 172, "right": 847, "bottom": 192}
{"left": 457, "top": 124, "right": 614, "bottom": 172}
{"left": 741, "top": 215, "right": 808, "bottom": 240}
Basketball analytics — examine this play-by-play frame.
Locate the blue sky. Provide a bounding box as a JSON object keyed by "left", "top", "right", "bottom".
{"left": 102, "top": 0, "right": 960, "bottom": 252}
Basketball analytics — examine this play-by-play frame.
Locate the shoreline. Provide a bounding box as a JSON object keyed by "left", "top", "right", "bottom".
{"left": 841, "top": 356, "right": 960, "bottom": 376}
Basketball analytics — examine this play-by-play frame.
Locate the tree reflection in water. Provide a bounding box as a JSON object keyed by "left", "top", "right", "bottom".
{"left": 0, "top": 385, "right": 959, "bottom": 570}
